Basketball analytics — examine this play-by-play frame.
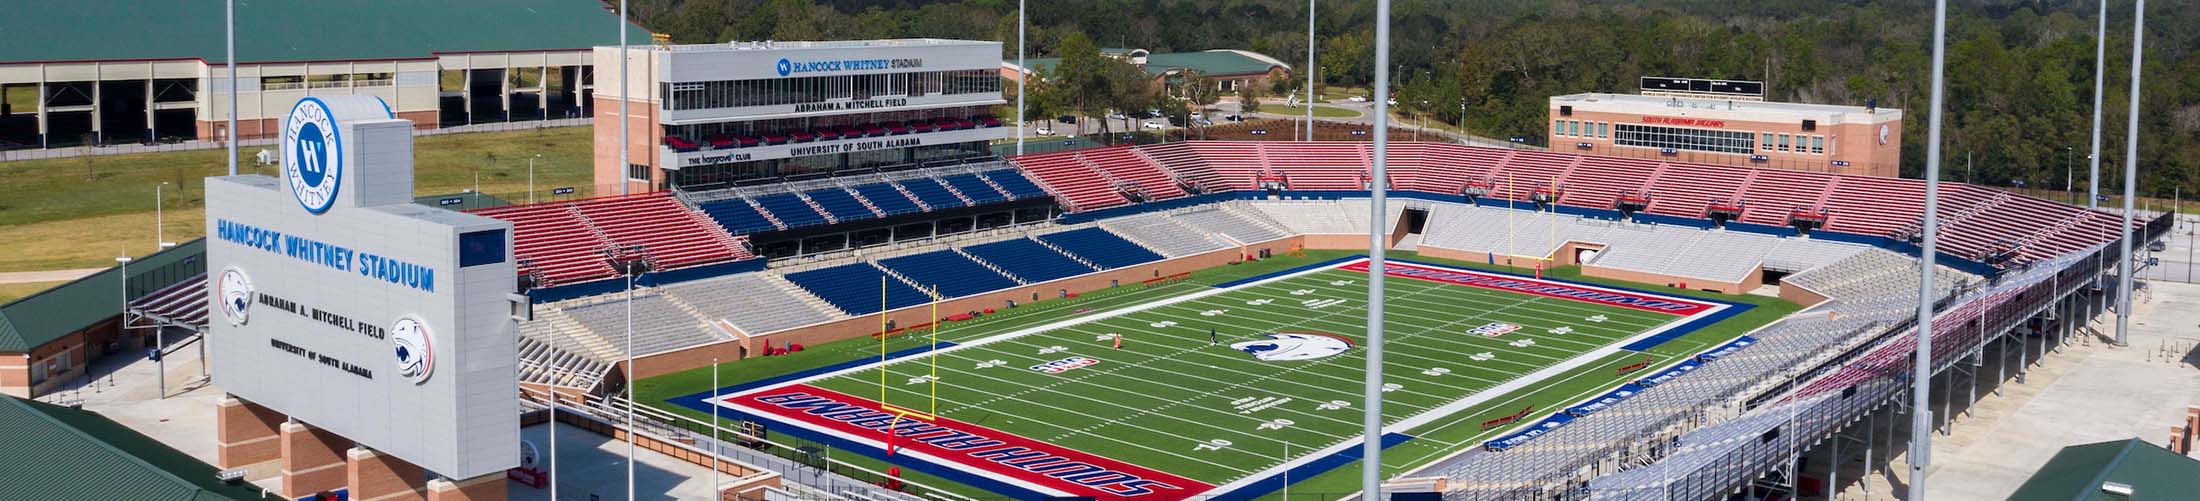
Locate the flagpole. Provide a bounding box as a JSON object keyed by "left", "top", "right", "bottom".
{"left": 1362, "top": 1, "right": 1391, "bottom": 499}
{"left": 711, "top": 357, "right": 720, "bottom": 495}
{"left": 1909, "top": 0, "right": 1950, "bottom": 498}
{"left": 224, "top": 0, "right": 236, "bottom": 176}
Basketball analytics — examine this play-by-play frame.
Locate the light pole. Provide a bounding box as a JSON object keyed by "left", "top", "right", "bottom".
{"left": 155, "top": 182, "right": 175, "bottom": 249}
{"left": 1306, "top": 0, "right": 1316, "bottom": 142}
{"left": 529, "top": 154, "right": 541, "bottom": 204}
{"left": 1016, "top": 0, "right": 1025, "bottom": 157}
{"left": 2117, "top": 0, "right": 2145, "bottom": 347}
{"left": 1363, "top": 2, "right": 1390, "bottom": 500}
{"left": 2086, "top": 0, "right": 2106, "bottom": 209}
{"left": 1911, "top": 1, "right": 1950, "bottom": 499}
{"left": 2065, "top": 146, "right": 2074, "bottom": 204}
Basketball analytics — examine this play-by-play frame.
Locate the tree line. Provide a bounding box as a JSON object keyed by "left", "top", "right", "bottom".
{"left": 625, "top": 0, "right": 2200, "bottom": 198}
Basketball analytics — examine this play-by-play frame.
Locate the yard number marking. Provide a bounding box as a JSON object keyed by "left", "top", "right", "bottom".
{"left": 1257, "top": 418, "right": 1296, "bottom": 431}
{"left": 1193, "top": 439, "right": 1234, "bottom": 452}
{"left": 1549, "top": 326, "right": 1574, "bottom": 335}
{"left": 1038, "top": 345, "right": 1068, "bottom": 355}
{"left": 1509, "top": 339, "right": 1536, "bottom": 348}
{"left": 1246, "top": 299, "right": 1274, "bottom": 306}
{"left": 1317, "top": 400, "right": 1351, "bottom": 411}
{"left": 906, "top": 375, "right": 938, "bottom": 385}
{"left": 1151, "top": 320, "right": 1179, "bottom": 328}
{"left": 975, "top": 359, "right": 1007, "bottom": 369}
{"left": 1200, "top": 309, "right": 1229, "bottom": 317}
{"left": 1586, "top": 314, "right": 1609, "bottom": 323}
{"left": 1421, "top": 367, "right": 1452, "bottom": 377}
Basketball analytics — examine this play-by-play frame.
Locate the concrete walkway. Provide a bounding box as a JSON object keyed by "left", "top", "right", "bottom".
{"left": 1836, "top": 281, "right": 2200, "bottom": 499}
{"left": 0, "top": 267, "right": 103, "bottom": 284}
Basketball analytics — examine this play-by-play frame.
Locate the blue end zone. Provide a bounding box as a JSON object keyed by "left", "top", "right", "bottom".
{"left": 663, "top": 340, "right": 1059, "bottom": 498}
{"left": 1204, "top": 432, "right": 1417, "bottom": 501}
{"left": 1211, "top": 255, "right": 1367, "bottom": 289}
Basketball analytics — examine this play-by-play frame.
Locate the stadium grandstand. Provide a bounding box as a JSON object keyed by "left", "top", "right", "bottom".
{"left": 0, "top": 0, "right": 648, "bottom": 150}
{"left": 448, "top": 123, "right": 2158, "bottom": 499}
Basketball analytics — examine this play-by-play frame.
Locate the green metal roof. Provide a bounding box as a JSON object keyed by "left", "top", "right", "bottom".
{"left": 2010, "top": 438, "right": 2200, "bottom": 501}
{"left": 0, "top": 239, "right": 205, "bottom": 352}
{"left": 1015, "top": 50, "right": 1285, "bottom": 79}
{"left": 3, "top": 0, "right": 652, "bottom": 64}
{"left": 0, "top": 396, "right": 258, "bottom": 500}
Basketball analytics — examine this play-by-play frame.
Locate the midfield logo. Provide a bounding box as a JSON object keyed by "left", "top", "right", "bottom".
{"left": 1231, "top": 332, "right": 1353, "bottom": 361}
{"left": 1468, "top": 322, "right": 1521, "bottom": 337}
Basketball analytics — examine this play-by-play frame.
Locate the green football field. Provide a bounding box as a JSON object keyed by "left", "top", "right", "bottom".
{"left": 696, "top": 256, "right": 1745, "bottom": 499}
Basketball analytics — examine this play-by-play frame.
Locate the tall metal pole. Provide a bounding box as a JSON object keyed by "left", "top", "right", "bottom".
{"left": 619, "top": 0, "right": 631, "bottom": 197}
{"left": 2118, "top": 0, "right": 2144, "bottom": 346}
{"left": 549, "top": 310, "right": 559, "bottom": 501}
{"left": 2087, "top": 0, "right": 2107, "bottom": 209}
{"left": 225, "top": 0, "right": 236, "bottom": 176}
{"left": 625, "top": 268, "right": 636, "bottom": 501}
{"left": 1015, "top": 0, "right": 1025, "bottom": 157}
{"left": 1306, "top": 0, "right": 1316, "bottom": 142}
{"left": 1909, "top": 1, "right": 1950, "bottom": 498}
{"left": 1362, "top": 1, "right": 1390, "bottom": 499}
{"left": 712, "top": 357, "right": 720, "bottom": 495}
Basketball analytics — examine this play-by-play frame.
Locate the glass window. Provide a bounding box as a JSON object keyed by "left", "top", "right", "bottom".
{"left": 1761, "top": 133, "right": 1772, "bottom": 150}
{"left": 1597, "top": 122, "right": 1608, "bottom": 138}
{"left": 1613, "top": 124, "right": 1755, "bottom": 154}
{"left": 1811, "top": 136, "right": 1825, "bottom": 154}
{"left": 1555, "top": 120, "right": 1564, "bottom": 136}
{"left": 1778, "top": 134, "right": 1790, "bottom": 152}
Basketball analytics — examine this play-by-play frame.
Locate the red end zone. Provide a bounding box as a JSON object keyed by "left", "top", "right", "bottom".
{"left": 1340, "top": 261, "right": 1713, "bottom": 315}
{"left": 724, "top": 384, "right": 1214, "bottom": 500}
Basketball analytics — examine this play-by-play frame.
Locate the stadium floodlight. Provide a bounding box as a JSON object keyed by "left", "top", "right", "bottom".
{"left": 1910, "top": 0, "right": 1949, "bottom": 499}
{"left": 2117, "top": 0, "right": 2144, "bottom": 347}
{"left": 1363, "top": 1, "right": 1390, "bottom": 500}
{"left": 1306, "top": 0, "right": 1315, "bottom": 142}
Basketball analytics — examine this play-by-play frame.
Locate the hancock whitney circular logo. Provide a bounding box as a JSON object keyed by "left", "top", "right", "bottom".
{"left": 283, "top": 98, "right": 343, "bottom": 214}
{"left": 216, "top": 267, "right": 254, "bottom": 326}
{"left": 775, "top": 58, "right": 794, "bottom": 77}
{"left": 390, "top": 316, "right": 435, "bottom": 384}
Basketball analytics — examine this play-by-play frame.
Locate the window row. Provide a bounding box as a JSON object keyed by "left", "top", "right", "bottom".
{"left": 1761, "top": 132, "right": 1827, "bottom": 154}
{"left": 1613, "top": 124, "right": 1756, "bottom": 155}
{"left": 1553, "top": 119, "right": 1609, "bottom": 139}
{"left": 662, "top": 69, "right": 1000, "bottom": 110}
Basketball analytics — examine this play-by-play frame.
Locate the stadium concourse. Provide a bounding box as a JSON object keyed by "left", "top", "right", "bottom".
{"left": 459, "top": 137, "right": 2158, "bottom": 499}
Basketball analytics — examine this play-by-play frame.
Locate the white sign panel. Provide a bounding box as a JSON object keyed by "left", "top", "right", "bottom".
{"left": 206, "top": 95, "right": 519, "bottom": 479}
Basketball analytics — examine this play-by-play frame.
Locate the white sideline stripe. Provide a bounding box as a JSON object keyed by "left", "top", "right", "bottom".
{"left": 1200, "top": 259, "right": 1730, "bottom": 498}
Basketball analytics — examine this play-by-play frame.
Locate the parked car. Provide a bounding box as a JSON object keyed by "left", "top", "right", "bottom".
{"left": 1056, "top": 115, "right": 1077, "bottom": 124}
{"left": 1035, "top": 127, "right": 1055, "bottom": 136}
{"left": 1108, "top": 112, "right": 1127, "bottom": 120}
{"left": 1195, "top": 118, "right": 1215, "bottom": 126}
{"left": 1347, "top": 96, "right": 1368, "bottom": 103}
{"left": 1142, "top": 121, "right": 1165, "bottom": 130}
{"left": 1225, "top": 114, "right": 1245, "bottom": 122}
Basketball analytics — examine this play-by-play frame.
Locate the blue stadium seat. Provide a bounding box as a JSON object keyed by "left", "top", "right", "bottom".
{"left": 804, "top": 188, "right": 875, "bottom": 223}
{"left": 963, "top": 239, "right": 1097, "bottom": 283}
{"left": 852, "top": 182, "right": 922, "bottom": 216}
{"left": 1037, "top": 228, "right": 1164, "bottom": 269}
{"left": 982, "top": 169, "right": 1050, "bottom": 199}
{"left": 784, "top": 262, "right": 931, "bottom": 315}
{"left": 897, "top": 178, "right": 965, "bottom": 210}
{"left": 941, "top": 173, "right": 1008, "bottom": 204}
{"left": 755, "top": 193, "right": 828, "bottom": 228}
{"left": 878, "top": 251, "right": 1019, "bottom": 299}
{"left": 698, "top": 199, "right": 779, "bottom": 235}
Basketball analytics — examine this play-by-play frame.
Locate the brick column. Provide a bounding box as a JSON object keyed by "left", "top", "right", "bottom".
{"left": 279, "top": 422, "right": 354, "bottom": 498}
{"left": 216, "top": 396, "right": 284, "bottom": 469}
{"left": 425, "top": 473, "right": 508, "bottom": 501}
{"left": 347, "top": 447, "right": 426, "bottom": 501}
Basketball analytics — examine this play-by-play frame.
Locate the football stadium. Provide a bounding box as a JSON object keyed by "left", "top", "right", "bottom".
{"left": 2, "top": 1, "right": 2194, "bottom": 501}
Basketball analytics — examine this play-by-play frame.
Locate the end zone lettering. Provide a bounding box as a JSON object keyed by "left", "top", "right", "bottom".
{"left": 1030, "top": 357, "right": 1099, "bottom": 374}
{"left": 736, "top": 385, "right": 1213, "bottom": 499}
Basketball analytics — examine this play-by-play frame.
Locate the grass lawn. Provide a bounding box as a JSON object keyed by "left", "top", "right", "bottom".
{"left": 0, "top": 126, "right": 596, "bottom": 271}
{"left": 637, "top": 250, "right": 1797, "bottom": 499}
{"left": 0, "top": 280, "right": 64, "bottom": 303}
